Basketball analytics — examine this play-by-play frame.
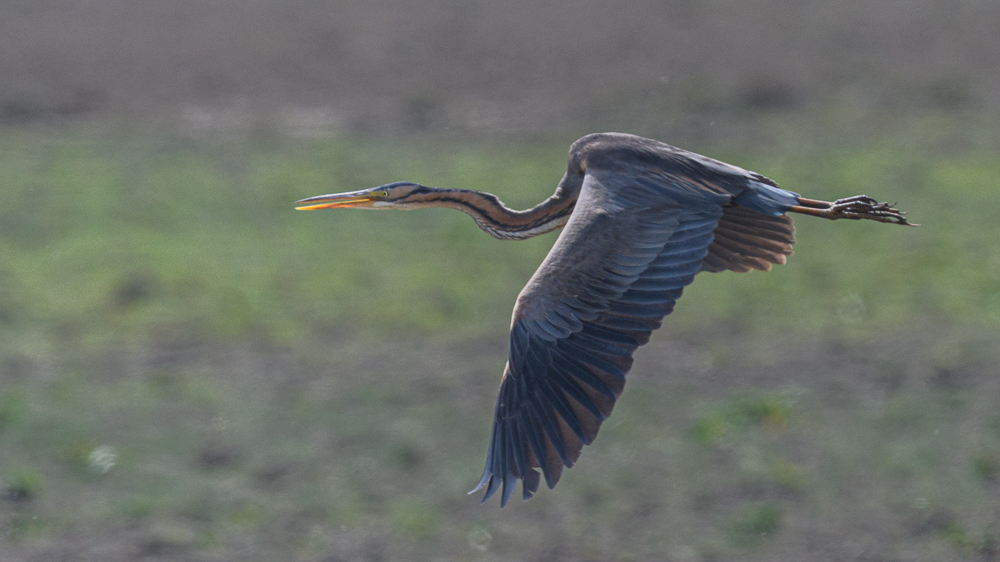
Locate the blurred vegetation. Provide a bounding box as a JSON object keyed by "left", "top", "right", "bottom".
{"left": 0, "top": 123, "right": 999, "bottom": 561}
{"left": 1, "top": 121, "right": 997, "bottom": 349}
{"left": 2, "top": 2, "right": 999, "bottom": 559}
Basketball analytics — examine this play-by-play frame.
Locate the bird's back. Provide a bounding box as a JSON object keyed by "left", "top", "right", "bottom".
{"left": 563, "top": 133, "right": 799, "bottom": 274}
{"left": 567, "top": 132, "right": 799, "bottom": 218}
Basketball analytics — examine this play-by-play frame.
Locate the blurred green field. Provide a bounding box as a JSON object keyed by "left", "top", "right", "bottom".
{"left": 2, "top": 125, "right": 1000, "bottom": 560}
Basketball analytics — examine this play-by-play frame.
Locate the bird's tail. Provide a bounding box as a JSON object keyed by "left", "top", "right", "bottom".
{"left": 732, "top": 181, "right": 801, "bottom": 217}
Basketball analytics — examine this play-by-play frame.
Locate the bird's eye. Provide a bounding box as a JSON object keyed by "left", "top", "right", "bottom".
{"left": 381, "top": 190, "right": 390, "bottom": 198}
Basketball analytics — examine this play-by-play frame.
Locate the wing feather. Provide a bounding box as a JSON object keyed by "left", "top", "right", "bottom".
{"left": 702, "top": 205, "right": 795, "bottom": 273}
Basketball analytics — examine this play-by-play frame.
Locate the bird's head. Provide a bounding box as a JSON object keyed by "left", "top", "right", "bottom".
{"left": 295, "top": 181, "right": 425, "bottom": 211}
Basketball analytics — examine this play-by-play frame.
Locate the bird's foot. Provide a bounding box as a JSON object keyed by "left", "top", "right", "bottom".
{"left": 828, "top": 195, "right": 913, "bottom": 225}
{"left": 792, "top": 195, "right": 915, "bottom": 226}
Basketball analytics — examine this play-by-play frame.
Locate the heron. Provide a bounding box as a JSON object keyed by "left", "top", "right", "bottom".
{"left": 296, "top": 132, "right": 912, "bottom": 506}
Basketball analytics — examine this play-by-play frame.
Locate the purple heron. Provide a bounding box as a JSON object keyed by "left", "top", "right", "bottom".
{"left": 296, "top": 133, "right": 911, "bottom": 506}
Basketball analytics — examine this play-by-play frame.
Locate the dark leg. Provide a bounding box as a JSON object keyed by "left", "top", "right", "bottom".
{"left": 790, "top": 195, "right": 914, "bottom": 225}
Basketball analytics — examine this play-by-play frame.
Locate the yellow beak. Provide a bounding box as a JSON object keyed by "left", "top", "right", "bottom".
{"left": 295, "top": 189, "right": 377, "bottom": 210}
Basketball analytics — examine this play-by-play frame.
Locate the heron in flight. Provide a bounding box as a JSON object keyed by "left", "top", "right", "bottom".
{"left": 296, "top": 133, "right": 911, "bottom": 506}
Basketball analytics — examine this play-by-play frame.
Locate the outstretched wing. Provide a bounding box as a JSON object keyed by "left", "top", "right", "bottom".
{"left": 471, "top": 168, "right": 735, "bottom": 506}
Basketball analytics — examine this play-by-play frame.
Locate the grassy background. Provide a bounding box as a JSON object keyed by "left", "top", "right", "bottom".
{"left": 1, "top": 123, "right": 999, "bottom": 561}
{"left": 2, "top": 1, "right": 1000, "bottom": 559}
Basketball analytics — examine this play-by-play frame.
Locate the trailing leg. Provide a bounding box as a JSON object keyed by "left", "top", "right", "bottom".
{"left": 790, "top": 195, "right": 914, "bottom": 225}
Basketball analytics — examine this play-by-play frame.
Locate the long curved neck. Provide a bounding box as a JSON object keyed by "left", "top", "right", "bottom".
{"left": 418, "top": 188, "right": 576, "bottom": 240}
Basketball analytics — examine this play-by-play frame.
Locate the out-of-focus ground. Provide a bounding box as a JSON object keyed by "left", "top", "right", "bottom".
{"left": 1, "top": 2, "right": 999, "bottom": 561}
{"left": 2, "top": 0, "right": 999, "bottom": 140}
